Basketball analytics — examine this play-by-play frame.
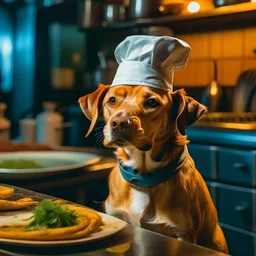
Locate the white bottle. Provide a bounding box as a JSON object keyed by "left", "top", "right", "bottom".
{"left": 19, "top": 118, "right": 36, "bottom": 143}
{"left": 0, "top": 103, "right": 11, "bottom": 142}
{"left": 36, "top": 102, "right": 63, "bottom": 147}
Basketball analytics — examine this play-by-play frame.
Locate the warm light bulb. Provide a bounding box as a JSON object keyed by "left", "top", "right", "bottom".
{"left": 187, "top": 1, "right": 201, "bottom": 13}
{"left": 159, "top": 6, "right": 165, "bottom": 12}
{"left": 210, "top": 81, "right": 218, "bottom": 96}
{"left": 252, "top": 0, "right": 256, "bottom": 2}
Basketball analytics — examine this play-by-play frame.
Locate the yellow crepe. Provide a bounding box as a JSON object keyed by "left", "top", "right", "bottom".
{"left": 0, "top": 186, "right": 14, "bottom": 199}
{"left": 0, "top": 198, "right": 38, "bottom": 211}
{"left": 0, "top": 204, "right": 102, "bottom": 241}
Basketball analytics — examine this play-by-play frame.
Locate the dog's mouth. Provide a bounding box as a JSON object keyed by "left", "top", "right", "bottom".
{"left": 103, "top": 125, "right": 152, "bottom": 152}
{"left": 105, "top": 138, "right": 152, "bottom": 152}
{"left": 106, "top": 138, "right": 127, "bottom": 147}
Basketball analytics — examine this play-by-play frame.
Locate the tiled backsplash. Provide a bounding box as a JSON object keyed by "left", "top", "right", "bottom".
{"left": 174, "top": 27, "right": 256, "bottom": 87}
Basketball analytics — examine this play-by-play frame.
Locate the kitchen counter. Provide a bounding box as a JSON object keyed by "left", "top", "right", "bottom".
{"left": 187, "top": 126, "right": 256, "bottom": 149}
{"left": 0, "top": 225, "right": 229, "bottom": 256}
{"left": 0, "top": 186, "right": 228, "bottom": 256}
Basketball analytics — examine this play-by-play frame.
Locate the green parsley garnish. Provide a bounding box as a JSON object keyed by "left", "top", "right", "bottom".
{"left": 27, "top": 199, "right": 77, "bottom": 230}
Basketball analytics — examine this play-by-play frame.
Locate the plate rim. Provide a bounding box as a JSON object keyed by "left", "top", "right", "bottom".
{"left": 0, "top": 212, "right": 128, "bottom": 247}
{"left": 0, "top": 151, "right": 101, "bottom": 174}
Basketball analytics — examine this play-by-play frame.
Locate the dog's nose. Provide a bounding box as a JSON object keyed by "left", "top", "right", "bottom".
{"left": 111, "top": 115, "right": 131, "bottom": 132}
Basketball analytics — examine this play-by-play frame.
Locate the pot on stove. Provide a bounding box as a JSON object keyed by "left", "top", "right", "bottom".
{"left": 232, "top": 69, "right": 256, "bottom": 112}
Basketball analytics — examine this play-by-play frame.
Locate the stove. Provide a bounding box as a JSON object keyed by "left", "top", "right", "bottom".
{"left": 195, "top": 112, "right": 256, "bottom": 130}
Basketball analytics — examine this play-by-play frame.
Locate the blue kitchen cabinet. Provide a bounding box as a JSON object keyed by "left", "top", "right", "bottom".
{"left": 216, "top": 183, "right": 256, "bottom": 232}
{"left": 188, "top": 144, "right": 217, "bottom": 180}
{"left": 188, "top": 142, "right": 256, "bottom": 256}
{"left": 220, "top": 223, "right": 256, "bottom": 256}
{"left": 217, "top": 148, "right": 256, "bottom": 187}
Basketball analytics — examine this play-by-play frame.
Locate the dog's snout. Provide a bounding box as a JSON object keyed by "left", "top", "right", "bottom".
{"left": 111, "top": 115, "right": 131, "bottom": 132}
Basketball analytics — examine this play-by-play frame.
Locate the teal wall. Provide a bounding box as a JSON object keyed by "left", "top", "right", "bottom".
{"left": 11, "top": 4, "right": 36, "bottom": 122}
{"left": 0, "top": 7, "right": 14, "bottom": 93}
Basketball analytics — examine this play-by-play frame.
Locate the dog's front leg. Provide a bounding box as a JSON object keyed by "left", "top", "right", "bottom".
{"left": 140, "top": 219, "right": 197, "bottom": 243}
{"left": 140, "top": 222, "right": 180, "bottom": 240}
{"left": 105, "top": 200, "right": 130, "bottom": 222}
{"left": 202, "top": 224, "right": 229, "bottom": 254}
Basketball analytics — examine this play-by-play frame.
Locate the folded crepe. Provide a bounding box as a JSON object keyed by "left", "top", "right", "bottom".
{"left": 0, "top": 203, "right": 102, "bottom": 241}
{"left": 0, "top": 198, "right": 38, "bottom": 211}
{"left": 0, "top": 186, "right": 14, "bottom": 199}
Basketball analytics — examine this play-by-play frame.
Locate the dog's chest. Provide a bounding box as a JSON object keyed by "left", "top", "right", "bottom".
{"left": 106, "top": 188, "right": 149, "bottom": 226}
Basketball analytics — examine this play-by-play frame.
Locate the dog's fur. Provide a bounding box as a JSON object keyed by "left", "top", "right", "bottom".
{"left": 79, "top": 84, "right": 228, "bottom": 254}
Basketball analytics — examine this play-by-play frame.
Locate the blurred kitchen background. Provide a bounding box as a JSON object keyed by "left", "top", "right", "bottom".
{"left": 0, "top": 0, "right": 256, "bottom": 255}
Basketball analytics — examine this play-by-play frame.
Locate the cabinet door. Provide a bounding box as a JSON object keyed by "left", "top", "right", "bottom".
{"left": 188, "top": 144, "right": 217, "bottom": 179}
{"left": 216, "top": 183, "right": 256, "bottom": 232}
{"left": 217, "top": 148, "right": 256, "bottom": 186}
{"left": 220, "top": 222, "right": 256, "bottom": 256}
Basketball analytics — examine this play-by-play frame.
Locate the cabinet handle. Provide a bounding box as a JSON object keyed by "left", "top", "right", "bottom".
{"left": 233, "top": 163, "right": 248, "bottom": 170}
{"left": 235, "top": 204, "right": 248, "bottom": 213}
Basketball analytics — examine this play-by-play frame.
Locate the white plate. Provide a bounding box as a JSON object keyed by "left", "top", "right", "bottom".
{"left": 0, "top": 211, "right": 128, "bottom": 247}
{"left": 0, "top": 151, "right": 100, "bottom": 180}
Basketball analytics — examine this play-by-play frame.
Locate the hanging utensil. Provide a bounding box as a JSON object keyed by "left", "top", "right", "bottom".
{"left": 201, "top": 60, "right": 223, "bottom": 112}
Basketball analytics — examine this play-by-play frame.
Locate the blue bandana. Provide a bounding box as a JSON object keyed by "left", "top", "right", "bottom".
{"left": 118, "top": 146, "right": 188, "bottom": 187}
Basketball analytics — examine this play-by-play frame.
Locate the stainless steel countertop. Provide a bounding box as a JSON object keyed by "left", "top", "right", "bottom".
{"left": 0, "top": 185, "right": 229, "bottom": 256}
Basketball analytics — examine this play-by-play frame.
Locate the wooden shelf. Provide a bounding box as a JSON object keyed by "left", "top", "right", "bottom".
{"left": 79, "top": 3, "right": 256, "bottom": 34}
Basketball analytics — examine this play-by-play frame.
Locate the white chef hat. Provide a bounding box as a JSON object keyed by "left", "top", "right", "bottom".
{"left": 111, "top": 35, "right": 191, "bottom": 91}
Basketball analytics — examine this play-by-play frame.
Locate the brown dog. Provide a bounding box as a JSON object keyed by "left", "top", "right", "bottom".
{"left": 79, "top": 84, "right": 228, "bottom": 254}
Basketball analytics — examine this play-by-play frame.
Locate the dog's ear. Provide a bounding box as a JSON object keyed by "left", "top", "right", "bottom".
{"left": 171, "top": 89, "right": 208, "bottom": 135}
{"left": 78, "top": 84, "right": 110, "bottom": 137}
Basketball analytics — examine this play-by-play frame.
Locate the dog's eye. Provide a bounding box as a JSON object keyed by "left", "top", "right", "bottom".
{"left": 108, "top": 97, "right": 116, "bottom": 105}
{"left": 147, "top": 98, "right": 159, "bottom": 107}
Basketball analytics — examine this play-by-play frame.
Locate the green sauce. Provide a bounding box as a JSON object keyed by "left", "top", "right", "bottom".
{"left": 0, "top": 160, "right": 43, "bottom": 169}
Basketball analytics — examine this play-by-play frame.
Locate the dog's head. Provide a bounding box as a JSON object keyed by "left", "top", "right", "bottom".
{"left": 79, "top": 84, "right": 207, "bottom": 151}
